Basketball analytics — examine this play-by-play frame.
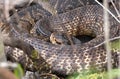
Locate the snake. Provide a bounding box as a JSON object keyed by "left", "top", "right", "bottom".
{"left": 1, "top": 4, "right": 53, "bottom": 73}
{"left": 33, "top": 4, "right": 118, "bottom": 47}
{"left": 6, "top": 2, "right": 120, "bottom": 76}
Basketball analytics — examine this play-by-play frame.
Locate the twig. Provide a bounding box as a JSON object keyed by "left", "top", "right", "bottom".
{"left": 103, "top": 1, "right": 112, "bottom": 78}
{"left": 4, "top": 0, "right": 10, "bottom": 21}
{"left": 0, "top": 30, "right": 6, "bottom": 62}
{"left": 85, "top": 35, "right": 120, "bottom": 51}
{"left": 95, "top": 0, "right": 120, "bottom": 23}
{"left": 110, "top": 0, "right": 120, "bottom": 17}
{"left": 85, "top": 36, "right": 120, "bottom": 51}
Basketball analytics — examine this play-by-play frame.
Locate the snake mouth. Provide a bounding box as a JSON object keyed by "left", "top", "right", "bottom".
{"left": 75, "top": 35, "right": 95, "bottom": 43}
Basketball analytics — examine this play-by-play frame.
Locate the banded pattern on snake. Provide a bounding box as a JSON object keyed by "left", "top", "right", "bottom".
{"left": 9, "top": 4, "right": 120, "bottom": 76}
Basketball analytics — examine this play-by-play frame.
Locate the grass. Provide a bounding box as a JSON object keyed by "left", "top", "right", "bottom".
{"left": 66, "top": 69, "right": 120, "bottom": 79}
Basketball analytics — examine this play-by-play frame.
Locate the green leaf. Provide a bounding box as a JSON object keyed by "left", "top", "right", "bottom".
{"left": 14, "top": 64, "right": 24, "bottom": 79}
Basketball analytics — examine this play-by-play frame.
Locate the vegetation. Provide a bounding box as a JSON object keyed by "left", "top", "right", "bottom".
{"left": 14, "top": 64, "right": 24, "bottom": 79}
{"left": 67, "top": 69, "right": 120, "bottom": 79}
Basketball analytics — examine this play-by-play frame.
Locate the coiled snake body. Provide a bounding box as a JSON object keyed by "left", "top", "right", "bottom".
{"left": 9, "top": 4, "right": 120, "bottom": 76}
{"left": 34, "top": 4, "right": 118, "bottom": 47}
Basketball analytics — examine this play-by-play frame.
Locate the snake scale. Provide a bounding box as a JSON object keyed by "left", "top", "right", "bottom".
{"left": 2, "top": 4, "right": 52, "bottom": 73}
{"left": 34, "top": 4, "right": 118, "bottom": 46}
{"left": 7, "top": 2, "right": 120, "bottom": 76}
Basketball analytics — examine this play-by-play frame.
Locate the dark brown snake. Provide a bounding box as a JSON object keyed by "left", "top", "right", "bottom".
{"left": 2, "top": 4, "right": 52, "bottom": 73}
{"left": 6, "top": 3, "right": 120, "bottom": 76}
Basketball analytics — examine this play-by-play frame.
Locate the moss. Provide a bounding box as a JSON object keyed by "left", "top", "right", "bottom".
{"left": 31, "top": 50, "right": 40, "bottom": 59}
{"left": 110, "top": 39, "right": 120, "bottom": 52}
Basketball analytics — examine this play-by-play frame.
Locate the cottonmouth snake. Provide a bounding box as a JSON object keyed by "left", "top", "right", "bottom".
{"left": 7, "top": 3, "right": 120, "bottom": 76}
{"left": 2, "top": 4, "right": 52, "bottom": 73}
